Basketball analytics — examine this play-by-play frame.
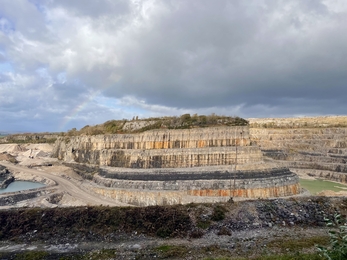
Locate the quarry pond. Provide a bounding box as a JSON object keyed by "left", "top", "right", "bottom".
{"left": 0, "top": 181, "right": 45, "bottom": 194}
{"left": 299, "top": 178, "right": 347, "bottom": 195}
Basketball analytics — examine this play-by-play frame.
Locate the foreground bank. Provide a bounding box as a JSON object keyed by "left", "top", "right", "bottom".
{"left": 0, "top": 197, "right": 345, "bottom": 259}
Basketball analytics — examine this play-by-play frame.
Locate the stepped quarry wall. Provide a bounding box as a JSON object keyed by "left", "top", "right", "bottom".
{"left": 248, "top": 116, "right": 347, "bottom": 183}
{"left": 69, "top": 146, "right": 262, "bottom": 168}
{"left": 53, "top": 126, "right": 300, "bottom": 205}
{"left": 53, "top": 127, "right": 252, "bottom": 167}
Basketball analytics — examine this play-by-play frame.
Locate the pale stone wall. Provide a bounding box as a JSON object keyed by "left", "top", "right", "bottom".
{"left": 52, "top": 125, "right": 301, "bottom": 201}
{"left": 249, "top": 117, "right": 347, "bottom": 182}
{"left": 93, "top": 167, "right": 298, "bottom": 191}
{"left": 53, "top": 126, "right": 251, "bottom": 166}
{"left": 71, "top": 146, "right": 263, "bottom": 168}
{"left": 90, "top": 182, "right": 300, "bottom": 206}
{"left": 250, "top": 128, "right": 347, "bottom": 151}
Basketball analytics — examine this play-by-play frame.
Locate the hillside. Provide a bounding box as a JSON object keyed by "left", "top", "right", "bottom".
{"left": 0, "top": 114, "right": 248, "bottom": 144}
{"left": 71, "top": 114, "right": 248, "bottom": 135}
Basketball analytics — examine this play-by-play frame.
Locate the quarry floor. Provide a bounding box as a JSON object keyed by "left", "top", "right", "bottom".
{"left": 0, "top": 143, "right": 132, "bottom": 207}
{"left": 0, "top": 161, "right": 130, "bottom": 208}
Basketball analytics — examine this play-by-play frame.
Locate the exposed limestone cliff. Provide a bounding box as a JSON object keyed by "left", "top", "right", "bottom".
{"left": 52, "top": 126, "right": 299, "bottom": 205}
{"left": 249, "top": 116, "right": 347, "bottom": 183}
{"left": 53, "top": 126, "right": 251, "bottom": 167}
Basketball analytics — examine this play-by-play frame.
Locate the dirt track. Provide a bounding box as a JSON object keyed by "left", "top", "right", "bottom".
{"left": 0, "top": 161, "right": 129, "bottom": 207}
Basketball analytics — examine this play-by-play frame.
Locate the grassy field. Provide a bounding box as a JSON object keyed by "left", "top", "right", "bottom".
{"left": 299, "top": 178, "right": 347, "bottom": 195}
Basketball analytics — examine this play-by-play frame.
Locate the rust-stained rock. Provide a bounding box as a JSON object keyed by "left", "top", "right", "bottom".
{"left": 53, "top": 125, "right": 300, "bottom": 205}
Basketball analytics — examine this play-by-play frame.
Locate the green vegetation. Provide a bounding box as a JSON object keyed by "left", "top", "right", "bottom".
{"left": 0, "top": 250, "right": 326, "bottom": 260}
{"left": 155, "top": 244, "right": 189, "bottom": 258}
{"left": 82, "top": 249, "right": 117, "bottom": 260}
{"left": 267, "top": 236, "right": 329, "bottom": 253}
{"left": 229, "top": 254, "right": 324, "bottom": 260}
{"left": 211, "top": 204, "right": 228, "bottom": 221}
{"left": 0, "top": 205, "right": 192, "bottom": 241}
{"left": 0, "top": 200, "right": 342, "bottom": 259}
{"left": 195, "top": 204, "right": 229, "bottom": 230}
{"left": 299, "top": 179, "right": 347, "bottom": 195}
{"left": 4, "top": 137, "right": 57, "bottom": 144}
{"left": 1, "top": 114, "right": 248, "bottom": 141}
{"left": 197, "top": 219, "right": 211, "bottom": 229}
{"left": 0, "top": 132, "right": 57, "bottom": 144}
{"left": 14, "top": 251, "right": 48, "bottom": 260}
{"left": 69, "top": 113, "right": 249, "bottom": 136}
{"left": 317, "top": 214, "right": 347, "bottom": 260}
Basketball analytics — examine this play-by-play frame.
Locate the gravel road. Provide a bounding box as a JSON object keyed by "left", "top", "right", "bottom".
{"left": 0, "top": 161, "right": 129, "bottom": 207}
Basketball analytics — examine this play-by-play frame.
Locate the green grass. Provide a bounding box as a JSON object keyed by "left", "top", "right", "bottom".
{"left": 229, "top": 253, "right": 324, "bottom": 260}
{"left": 299, "top": 178, "right": 347, "bottom": 195}
{"left": 14, "top": 251, "right": 48, "bottom": 260}
{"left": 155, "top": 244, "right": 189, "bottom": 258}
{"left": 267, "top": 236, "right": 329, "bottom": 252}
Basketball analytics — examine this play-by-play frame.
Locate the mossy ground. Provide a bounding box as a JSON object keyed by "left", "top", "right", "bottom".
{"left": 299, "top": 178, "right": 347, "bottom": 194}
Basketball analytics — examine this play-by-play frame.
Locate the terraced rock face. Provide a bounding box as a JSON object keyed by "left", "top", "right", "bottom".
{"left": 249, "top": 116, "right": 347, "bottom": 183}
{"left": 52, "top": 126, "right": 300, "bottom": 205}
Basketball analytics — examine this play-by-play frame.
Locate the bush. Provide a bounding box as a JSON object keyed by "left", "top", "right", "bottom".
{"left": 317, "top": 214, "right": 347, "bottom": 260}
{"left": 211, "top": 205, "right": 227, "bottom": 221}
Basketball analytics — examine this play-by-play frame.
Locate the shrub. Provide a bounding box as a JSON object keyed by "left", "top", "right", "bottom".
{"left": 211, "top": 205, "right": 228, "bottom": 221}
{"left": 317, "top": 214, "right": 347, "bottom": 260}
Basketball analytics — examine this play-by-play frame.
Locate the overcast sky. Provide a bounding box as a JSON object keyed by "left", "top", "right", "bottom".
{"left": 0, "top": 0, "right": 346, "bottom": 132}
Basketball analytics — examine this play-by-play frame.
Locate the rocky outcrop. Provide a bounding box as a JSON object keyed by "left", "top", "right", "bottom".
{"left": 0, "top": 152, "right": 18, "bottom": 163}
{"left": 0, "top": 189, "right": 55, "bottom": 206}
{"left": 0, "top": 165, "right": 14, "bottom": 189}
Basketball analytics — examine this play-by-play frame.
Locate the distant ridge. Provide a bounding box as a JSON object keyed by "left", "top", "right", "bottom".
{"left": 0, "top": 131, "right": 26, "bottom": 135}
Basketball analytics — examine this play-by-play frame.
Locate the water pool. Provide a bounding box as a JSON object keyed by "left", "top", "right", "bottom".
{"left": 0, "top": 181, "right": 45, "bottom": 194}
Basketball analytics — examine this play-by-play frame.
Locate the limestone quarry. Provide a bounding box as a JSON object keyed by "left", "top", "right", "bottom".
{"left": 52, "top": 126, "right": 300, "bottom": 206}
{"left": 0, "top": 115, "right": 347, "bottom": 208}
{"left": 1, "top": 116, "right": 347, "bottom": 259}
{"left": 249, "top": 116, "right": 347, "bottom": 188}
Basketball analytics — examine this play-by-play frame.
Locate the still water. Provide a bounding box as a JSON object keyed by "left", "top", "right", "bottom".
{"left": 0, "top": 181, "right": 45, "bottom": 194}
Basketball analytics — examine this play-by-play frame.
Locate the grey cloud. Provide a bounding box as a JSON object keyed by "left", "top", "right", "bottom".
{"left": 1, "top": 0, "right": 347, "bottom": 132}
{"left": 45, "top": 0, "right": 130, "bottom": 18}
{"left": 99, "top": 0, "right": 345, "bottom": 113}
{"left": 0, "top": 0, "right": 48, "bottom": 39}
